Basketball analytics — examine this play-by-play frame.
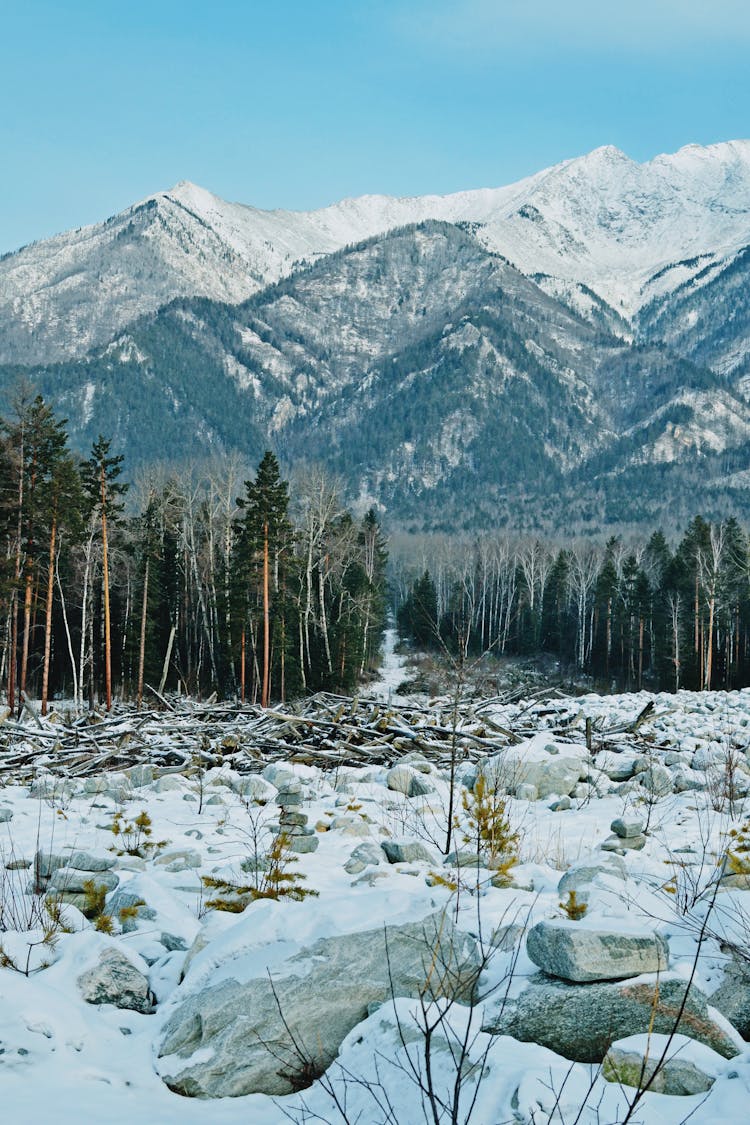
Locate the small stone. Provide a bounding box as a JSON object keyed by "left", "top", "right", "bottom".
{"left": 386, "top": 765, "right": 432, "bottom": 798}
{"left": 515, "top": 783, "right": 538, "bottom": 801}
{"left": 444, "top": 849, "right": 480, "bottom": 868}
{"left": 602, "top": 833, "right": 646, "bottom": 852}
{"left": 288, "top": 834, "right": 319, "bottom": 854}
{"left": 550, "top": 796, "right": 571, "bottom": 811}
{"left": 160, "top": 933, "right": 188, "bottom": 952}
{"left": 639, "top": 763, "right": 673, "bottom": 797}
{"left": 279, "top": 811, "right": 308, "bottom": 827}
{"left": 381, "top": 840, "right": 438, "bottom": 865}
{"left": 64, "top": 850, "right": 117, "bottom": 872}
{"left": 0, "top": 807, "right": 13, "bottom": 823}
{"left": 276, "top": 790, "right": 304, "bottom": 808}
{"left": 77, "top": 948, "right": 154, "bottom": 1014}
{"left": 610, "top": 817, "right": 644, "bottom": 839}
{"left": 48, "top": 869, "right": 119, "bottom": 895}
{"left": 349, "top": 842, "right": 382, "bottom": 867}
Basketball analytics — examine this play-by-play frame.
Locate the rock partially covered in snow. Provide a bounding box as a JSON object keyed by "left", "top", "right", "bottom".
{"left": 480, "top": 734, "right": 588, "bottom": 800}
{"left": 386, "top": 764, "right": 432, "bottom": 798}
{"left": 557, "top": 853, "right": 627, "bottom": 896}
{"left": 77, "top": 948, "right": 154, "bottom": 1013}
{"left": 381, "top": 839, "right": 438, "bottom": 865}
{"left": 526, "top": 921, "right": 668, "bottom": 982}
{"left": 485, "top": 974, "right": 742, "bottom": 1062}
{"left": 157, "top": 912, "right": 479, "bottom": 1097}
{"left": 603, "top": 1033, "right": 722, "bottom": 1094}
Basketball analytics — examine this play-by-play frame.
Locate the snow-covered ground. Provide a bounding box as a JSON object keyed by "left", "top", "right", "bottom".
{"left": 2, "top": 682, "right": 750, "bottom": 1124}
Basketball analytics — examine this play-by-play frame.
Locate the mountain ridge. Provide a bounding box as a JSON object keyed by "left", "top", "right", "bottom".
{"left": 4, "top": 139, "right": 750, "bottom": 366}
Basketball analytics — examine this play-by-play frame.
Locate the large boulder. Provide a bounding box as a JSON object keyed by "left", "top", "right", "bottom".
{"left": 483, "top": 973, "right": 742, "bottom": 1062}
{"left": 157, "top": 913, "right": 479, "bottom": 1098}
{"left": 602, "top": 1034, "right": 722, "bottom": 1095}
{"left": 77, "top": 948, "right": 154, "bottom": 1013}
{"left": 480, "top": 735, "right": 587, "bottom": 800}
{"left": 708, "top": 956, "right": 750, "bottom": 1039}
{"left": 526, "top": 921, "right": 668, "bottom": 983}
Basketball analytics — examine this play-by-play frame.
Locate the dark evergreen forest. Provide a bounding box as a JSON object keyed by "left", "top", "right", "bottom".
{"left": 0, "top": 391, "right": 388, "bottom": 713}
{"left": 395, "top": 521, "right": 750, "bottom": 694}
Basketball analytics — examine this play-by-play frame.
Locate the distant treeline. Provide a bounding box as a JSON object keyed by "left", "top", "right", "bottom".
{"left": 394, "top": 521, "right": 750, "bottom": 693}
{"left": 0, "top": 390, "right": 388, "bottom": 713}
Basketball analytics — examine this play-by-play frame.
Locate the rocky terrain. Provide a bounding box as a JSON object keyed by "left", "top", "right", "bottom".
{"left": 2, "top": 675, "right": 750, "bottom": 1123}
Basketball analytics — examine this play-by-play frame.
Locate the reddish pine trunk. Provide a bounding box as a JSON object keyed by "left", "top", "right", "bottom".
{"left": 40, "top": 514, "right": 57, "bottom": 716}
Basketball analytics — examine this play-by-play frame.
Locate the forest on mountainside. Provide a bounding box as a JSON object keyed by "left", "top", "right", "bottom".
{"left": 394, "top": 521, "right": 750, "bottom": 694}
{"left": 0, "top": 390, "right": 388, "bottom": 713}
{"left": 3, "top": 387, "right": 750, "bottom": 713}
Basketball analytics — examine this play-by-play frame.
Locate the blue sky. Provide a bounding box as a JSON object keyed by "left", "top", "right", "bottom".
{"left": 2, "top": 0, "right": 749, "bottom": 253}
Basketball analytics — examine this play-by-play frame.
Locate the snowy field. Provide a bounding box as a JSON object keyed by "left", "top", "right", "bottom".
{"left": 2, "top": 670, "right": 750, "bottom": 1123}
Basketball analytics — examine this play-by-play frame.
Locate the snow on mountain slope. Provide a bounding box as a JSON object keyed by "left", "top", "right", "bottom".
{"left": 3, "top": 140, "right": 750, "bottom": 364}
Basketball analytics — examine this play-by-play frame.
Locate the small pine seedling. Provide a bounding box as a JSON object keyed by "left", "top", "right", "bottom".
{"left": 559, "top": 890, "right": 588, "bottom": 921}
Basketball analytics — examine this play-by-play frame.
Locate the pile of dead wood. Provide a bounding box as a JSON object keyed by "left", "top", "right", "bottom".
{"left": 0, "top": 688, "right": 664, "bottom": 784}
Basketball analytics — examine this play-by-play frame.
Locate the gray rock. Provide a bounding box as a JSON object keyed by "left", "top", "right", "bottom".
{"left": 549, "top": 796, "right": 571, "bottom": 811}
{"left": 601, "top": 833, "right": 647, "bottom": 853}
{"left": 278, "top": 810, "right": 308, "bottom": 827}
{"left": 594, "top": 752, "right": 641, "bottom": 782}
{"left": 276, "top": 789, "right": 304, "bottom": 808}
{"left": 515, "top": 783, "right": 538, "bottom": 801}
{"left": 639, "top": 763, "right": 673, "bottom": 797}
{"left": 444, "top": 849, "right": 480, "bottom": 868}
{"left": 557, "top": 854, "right": 627, "bottom": 897}
{"left": 481, "top": 741, "right": 586, "bottom": 800}
{"left": 386, "top": 764, "right": 432, "bottom": 798}
{"left": 709, "top": 958, "right": 750, "bottom": 1037}
{"left": 109, "top": 888, "right": 157, "bottom": 931}
{"left": 33, "top": 849, "right": 70, "bottom": 882}
{"left": 0, "top": 806, "right": 13, "bottom": 823}
{"left": 288, "top": 834, "right": 319, "bottom": 854}
{"left": 64, "top": 850, "right": 118, "bottom": 873}
{"left": 602, "top": 1034, "right": 720, "bottom": 1095}
{"left": 161, "top": 933, "right": 188, "bottom": 952}
{"left": 48, "top": 869, "right": 120, "bottom": 895}
{"left": 349, "top": 842, "right": 382, "bottom": 867}
{"left": 77, "top": 948, "right": 154, "bottom": 1013}
{"left": 526, "top": 921, "right": 668, "bottom": 982}
{"left": 484, "top": 974, "right": 741, "bottom": 1062}
{"left": 157, "top": 913, "right": 479, "bottom": 1097}
{"left": 381, "top": 840, "right": 439, "bottom": 865}
{"left": 610, "top": 817, "right": 644, "bottom": 839}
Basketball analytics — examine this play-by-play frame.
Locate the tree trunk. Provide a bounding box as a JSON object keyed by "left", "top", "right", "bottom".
{"left": 101, "top": 465, "right": 113, "bottom": 711}
{"left": 40, "top": 514, "right": 57, "bottom": 716}
{"left": 136, "top": 556, "right": 149, "bottom": 709}
{"left": 261, "top": 521, "right": 270, "bottom": 707}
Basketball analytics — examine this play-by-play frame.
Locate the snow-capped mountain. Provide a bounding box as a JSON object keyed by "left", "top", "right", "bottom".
{"left": 8, "top": 220, "right": 748, "bottom": 532}
{"left": 3, "top": 141, "right": 750, "bottom": 365}
{"left": 3, "top": 141, "right": 750, "bottom": 530}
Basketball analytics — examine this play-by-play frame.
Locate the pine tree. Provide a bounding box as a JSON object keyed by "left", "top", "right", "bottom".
{"left": 81, "top": 436, "right": 128, "bottom": 710}
{"left": 236, "top": 452, "right": 292, "bottom": 707}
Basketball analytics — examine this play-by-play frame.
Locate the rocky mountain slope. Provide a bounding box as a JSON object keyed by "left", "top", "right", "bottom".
{"left": 3, "top": 141, "right": 750, "bottom": 530}
{"left": 7, "top": 220, "right": 748, "bottom": 532}
{"left": 4, "top": 141, "right": 750, "bottom": 364}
